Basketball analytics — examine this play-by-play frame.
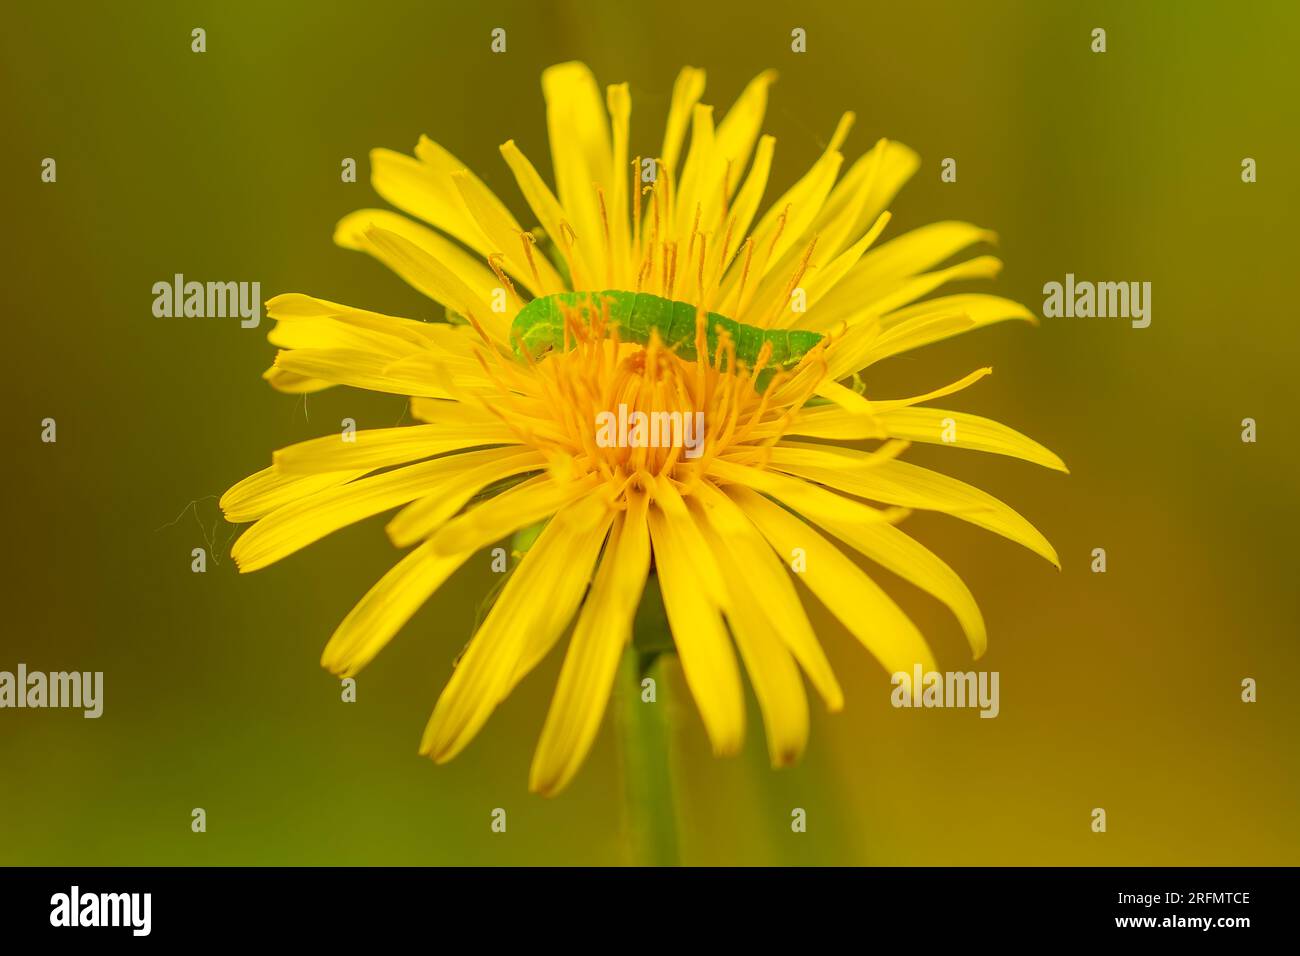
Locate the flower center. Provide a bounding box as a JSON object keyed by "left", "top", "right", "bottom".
{"left": 542, "top": 312, "right": 755, "bottom": 485}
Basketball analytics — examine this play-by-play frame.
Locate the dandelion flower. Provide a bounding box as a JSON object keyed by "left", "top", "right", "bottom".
{"left": 222, "top": 62, "right": 1064, "bottom": 797}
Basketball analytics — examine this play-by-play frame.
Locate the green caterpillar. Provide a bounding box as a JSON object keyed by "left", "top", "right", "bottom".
{"left": 509, "top": 291, "right": 824, "bottom": 386}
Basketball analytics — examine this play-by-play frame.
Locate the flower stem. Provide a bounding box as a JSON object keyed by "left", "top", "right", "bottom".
{"left": 614, "top": 644, "right": 681, "bottom": 866}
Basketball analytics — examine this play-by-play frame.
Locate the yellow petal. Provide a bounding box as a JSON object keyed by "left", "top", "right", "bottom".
{"left": 852, "top": 221, "right": 998, "bottom": 289}
{"left": 660, "top": 66, "right": 707, "bottom": 176}
{"left": 693, "top": 481, "right": 842, "bottom": 711}
{"left": 266, "top": 293, "right": 448, "bottom": 347}
{"left": 606, "top": 83, "right": 633, "bottom": 287}
{"left": 386, "top": 447, "right": 546, "bottom": 547}
{"left": 414, "top": 135, "right": 519, "bottom": 234}
{"left": 320, "top": 539, "right": 474, "bottom": 678}
{"left": 529, "top": 492, "right": 651, "bottom": 796}
{"left": 709, "top": 459, "right": 986, "bottom": 657}
{"left": 797, "top": 210, "right": 892, "bottom": 317}
{"left": 503, "top": 492, "right": 627, "bottom": 694}
{"left": 377, "top": 349, "right": 508, "bottom": 397}
{"left": 647, "top": 486, "right": 745, "bottom": 756}
{"left": 500, "top": 138, "right": 596, "bottom": 292}
{"left": 744, "top": 127, "right": 884, "bottom": 318}
{"left": 787, "top": 368, "right": 993, "bottom": 438}
{"left": 267, "top": 316, "right": 410, "bottom": 355}
{"left": 262, "top": 365, "right": 332, "bottom": 394}
{"left": 232, "top": 450, "right": 527, "bottom": 573}
{"left": 692, "top": 497, "right": 810, "bottom": 768}
{"left": 878, "top": 407, "right": 1068, "bottom": 472}
{"left": 334, "top": 209, "right": 507, "bottom": 314}
{"left": 273, "top": 347, "right": 451, "bottom": 398}
{"left": 451, "top": 170, "right": 563, "bottom": 296}
{"left": 865, "top": 311, "right": 977, "bottom": 362}
{"left": 368, "top": 143, "right": 485, "bottom": 251}
{"left": 220, "top": 466, "right": 365, "bottom": 523}
{"left": 811, "top": 378, "right": 881, "bottom": 420}
{"left": 673, "top": 103, "right": 718, "bottom": 247}
{"left": 724, "top": 485, "right": 936, "bottom": 674}
{"left": 857, "top": 140, "right": 920, "bottom": 227}
{"left": 810, "top": 139, "right": 919, "bottom": 257}
{"left": 729, "top": 118, "right": 849, "bottom": 317}
{"left": 542, "top": 62, "right": 611, "bottom": 283}
{"left": 798, "top": 138, "right": 888, "bottom": 268}
{"left": 767, "top": 443, "right": 1060, "bottom": 567}
{"left": 354, "top": 227, "right": 502, "bottom": 337}
{"left": 420, "top": 494, "right": 613, "bottom": 763}
{"left": 272, "top": 422, "right": 521, "bottom": 475}
{"left": 844, "top": 255, "right": 1005, "bottom": 326}
{"left": 713, "top": 70, "right": 778, "bottom": 197}
{"left": 408, "top": 397, "right": 507, "bottom": 425}
{"left": 859, "top": 301, "right": 1031, "bottom": 364}
{"left": 870, "top": 367, "right": 994, "bottom": 411}
{"left": 747, "top": 112, "right": 852, "bottom": 244}
{"left": 806, "top": 254, "right": 998, "bottom": 332}
{"left": 881, "top": 293, "right": 1038, "bottom": 332}
{"left": 428, "top": 472, "right": 601, "bottom": 556}
{"left": 821, "top": 320, "right": 885, "bottom": 384}
{"left": 371, "top": 136, "right": 533, "bottom": 282}
{"left": 784, "top": 405, "right": 883, "bottom": 441}
{"left": 706, "top": 134, "right": 774, "bottom": 294}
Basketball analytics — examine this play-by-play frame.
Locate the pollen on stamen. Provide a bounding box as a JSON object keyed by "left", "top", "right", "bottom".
{"left": 518, "top": 230, "right": 545, "bottom": 292}
{"left": 764, "top": 234, "right": 819, "bottom": 326}
{"left": 558, "top": 220, "right": 586, "bottom": 289}
{"left": 486, "top": 254, "right": 522, "bottom": 308}
{"left": 595, "top": 185, "right": 614, "bottom": 287}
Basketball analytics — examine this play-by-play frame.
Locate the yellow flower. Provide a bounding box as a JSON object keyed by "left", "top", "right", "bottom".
{"left": 222, "top": 62, "right": 1063, "bottom": 797}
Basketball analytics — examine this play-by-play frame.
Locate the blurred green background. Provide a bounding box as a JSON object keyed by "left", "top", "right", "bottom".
{"left": 3, "top": 0, "right": 1297, "bottom": 865}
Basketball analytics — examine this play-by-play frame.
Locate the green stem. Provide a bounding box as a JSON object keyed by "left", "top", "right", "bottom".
{"left": 613, "top": 645, "right": 681, "bottom": 866}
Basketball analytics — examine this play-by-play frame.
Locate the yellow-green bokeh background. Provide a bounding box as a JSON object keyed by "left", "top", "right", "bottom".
{"left": 3, "top": 0, "right": 1297, "bottom": 865}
